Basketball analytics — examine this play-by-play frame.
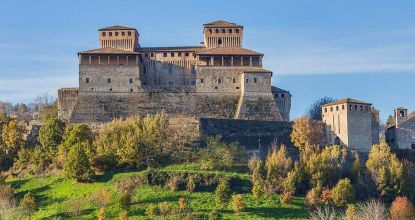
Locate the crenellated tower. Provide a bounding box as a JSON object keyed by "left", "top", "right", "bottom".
{"left": 98, "top": 25, "right": 140, "bottom": 51}
{"left": 203, "top": 20, "right": 243, "bottom": 49}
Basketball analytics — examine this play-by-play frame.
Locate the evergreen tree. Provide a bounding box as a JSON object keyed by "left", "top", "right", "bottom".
{"left": 20, "top": 192, "right": 38, "bottom": 218}
{"left": 38, "top": 118, "right": 65, "bottom": 159}
{"left": 64, "top": 142, "right": 94, "bottom": 182}
{"left": 330, "top": 178, "right": 355, "bottom": 207}
{"left": 215, "top": 180, "right": 231, "bottom": 209}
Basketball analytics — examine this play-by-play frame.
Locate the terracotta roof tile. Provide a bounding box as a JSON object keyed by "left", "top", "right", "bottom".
{"left": 196, "top": 47, "right": 262, "bottom": 55}
{"left": 203, "top": 20, "right": 242, "bottom": 28}
{"left": 98, "top": 25, "right": 136, "bottom": 31}
{"left": 139, "top": 46, "right": 205, "bottom": 52}
{"left": 78, "top": 47, "right": 139, "bottom": 55}
{"left": 322, "top": 98, "right": 372, "bottom": 107}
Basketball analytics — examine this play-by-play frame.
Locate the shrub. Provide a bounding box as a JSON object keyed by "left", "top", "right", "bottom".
{"left": 90, "top": 188, "right": 112, "bottom": 208}
{"left": 309, "top": 206, "right": 340, "bottom": 220}
{"left": 159, "top": 202, "right": 173, "bottom": 216}
{"left": 345, "top": 204, "right": 357, "bottom": 220}
{"left": 92, "top": 154, "right": 118, "bottom": 173}
{"left": 231, "top": 194, "right": 245, "bottom": 215}
{"left": 145, "top": 204, "right": 159, "bottom": 217}
{"left": 186, "top": 175, "right": 198, "bottom": 192}
{"left": 38, "top": 118, "right": 65, "bottom": 160}
{"left": 19, "top": 192, "right": 37, "bottom": 217}
{"left": 167, "top": 175, "right": 184, "bottom": 192}
{"left": 357, "top": 199, "right": 387, "bottom": 220}
{"left": 208, "top": 209, "right": 220, "bottom": 220}
{"left": 0, "top": 185, "right": 14, "bottom": 202}
{"left": 116, "top": 175, "right": 143, "bottom": 195}
{"left": 330, "top": 178, "right": 355, "bottom": 207}
{"left": 252, "top": 179, "right": 264, "bottom": 204}
{"left": 265, "top": 145, "right": 293, "bottom": 193}
{"left": 97, "top": 207, "right": 105, "bottom": 220}
{"left": 64, "top": 142, "right": 94, "bottom": 182}
{"left": 179, "top": 197, "right": 188, "bottom": 210}
{"left": 248, "top": 154, "right": 260, "bottom": 173}
{"left": 215, "top": 180, "right": 231, "bottom": 209}
{"left": 119, "top": 193, "right": 131, "bottom": 210}
{"left": 66, "top": 197, "right": 85, "bottom": 217}
{"left": 389, "top": 196, "right": 415, "bottom": 220}
{"left": 119, "top": 210, "right": 128, "bottom": 220}
{"left": 306, "top": 186, "right": 321, "bottom": 210}
{"left": 320, "top": 188, "right": 331, "bottom": 206}
{"left": 280, "top": 191, "right": 293, "bottom": 205}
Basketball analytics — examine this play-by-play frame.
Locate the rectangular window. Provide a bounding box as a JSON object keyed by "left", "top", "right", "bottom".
{"left": 200, "top": 78, "right": 204, "bottom": 84}
{"left": 171, "top": 52, "right": 175, "bottom": 57}
{"left": 128, "top": 31, "right": 131, "bottom": 36}
{"left": 163, "top": 53, "right": 167, "bottom": 57}
{"left": 145, "top": 53, "right": 148, "bottom": 57}
{"left": 151, "top": 53, "right": 154, "bottom": 57}
{"left": 129, "top": 78, "right": 133, "bottom": 84}
{"left": 233, "top": 78, "right": 236, "bottom": 83}
{"left": 185, "top": 52, "right": 189, "bottom": 57}
{"left": 178, "top": 52, "right": 182, "bottom": 57}
{"left": 254, "top": 78, "right": 257, "bottom": 83}
{"left": 107, "top": 78, "right": 111, "bottom": 83}
{"left": 85, "top": 78, "right": 89, "bottom": 83}
{"left": 245, "top": 78, "right": 248, "bottom": 83}
{"left": 191, "top": 65, "right": 196, "bottom": 74}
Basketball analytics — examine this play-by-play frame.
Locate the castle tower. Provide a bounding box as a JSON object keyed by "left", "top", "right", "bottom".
{"left": 98, "top": 25, "right": 140, "bottom": 51}
{"left": 203, "top": 20, "right": 243, "bottom": 49}
{"left": 395, "top": 107, "right": 408, "bottom": 127}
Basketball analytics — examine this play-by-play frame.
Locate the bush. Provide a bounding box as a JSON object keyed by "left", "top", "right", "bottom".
{"left": 345, "top": 204, "right": 357, "bottom": 220}
{"left": 116, "top": 175, "right": 143, "bottom": 195}
{"left": 309, "top": 206, "right": 340, "bottom": 220}
{"left": 159, "top": 202, "right": 173, "bottom": 217}
{"left": 280, "top": 191, "right": 293, "bottom": 205}
{"left": 19, "top": 192, "right": 38, "bottom": 217}
{"left": 186, "top": 175, "right": 198, "bottom": 192}
{"left": 0, "top": 185, "right": 14, "bottom": 202}
{"left": 265, "top": 145, "right": 293, "bottom": 193}
{"left": 208, "top": 209, "right": 220, "bottom": 220}
{"left": 306, "top": 186, "right": 321, "bottom": 210}
{"left": 92, "top": 154, "right": 118, "bottom": 173}
{"left": 248, "top": 154, "right": 260, "bottom": 173}
{"left": 167, "top": 175, "right": 184, "bottom": 192}
{"left": 119, "top": 210, "right": 128, "bottom": 220}
{"left": 145, "top": 204, "right": 159, "bottom": 217}
{"left": 64, "top": 142, "right": 94, "bottom": 182}
{"left": 231, "top": 194, "right": 245, "bottom": 215}
{"left": 38, "top": 118, "right": 65, "bottom": 160}
{"left": 320, "top": 188, "right": 331, "bottom": 206}
{"left": 66, "top": 197, "right": 85, "bottom": 217}
{"left": 179, "top": 197, "right": 188, "bottom": 210}
{"left": 215, "top": 180, "right": 231, "bottom": 209}
{"left": 389, "top": 196, "right": 414, "bottom": 220}
{"left": 330, "top": 178, "right": 355, "bottom": 207}
{"left": 119, "top": 193, "right": 131, "bottom": 210}
{"left": 90, "top": 188, "right": 112, "bottom": 208}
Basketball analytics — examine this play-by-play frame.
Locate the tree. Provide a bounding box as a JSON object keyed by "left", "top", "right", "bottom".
{"left": 59, "top": 124, "right": 94, "bottom": 166}
{"left": 215, "top": 180, "right": 231, "bottom": 209}
{"left": 385, "top": 115, "right": 394, "bottom": 128}
{"left": 366, "top": 142, "right": 410, "bottom": 202}
{"left": 119, "top": 210, "right": 128, "bottom": 220}
{"left": 19, "top": 193, "right": 38, "bottom": 218}
{"left": 1, "top": 119, "right": 25, "bottom": 157}
{"left": 389, "top": 196, "right": 414, "bottom": 220}
{"left": 97, "top": 207, "right": 106, "bottom": 220}
{"left": 231, "top": 194, "right": 245, "bottom": 215}
{"left": 330, "top": 178, "right": 355, "bottom": 207}
{"left": 265, "top": 145, "right": 292, "bottom": 193}
{"left": 90, "top": 188, "right": 112, "bottom": 208}
{"left": 38, "top": 118, "right": 65, "bottom": 159}
{"left": 64, "top": 142, "right": 94, "bottom": 182}
{"left": 290, "top": 116, "right": 324, "bottom": 149}
{"left": 252, "top": 160, "right": 265, "bottom": 203}
{"left": 307, "top": 97, "right": 336, "bottom": 121}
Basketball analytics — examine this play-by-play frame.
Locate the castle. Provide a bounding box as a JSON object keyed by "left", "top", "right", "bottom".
{"left": 57, "top": 21, "right": 291, "bottom": 124}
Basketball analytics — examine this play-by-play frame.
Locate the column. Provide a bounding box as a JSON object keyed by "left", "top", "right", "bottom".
{"left": 88, "top": 55, "right": 91, "bottom": 65}
{"left": 249, "top": 56, "right": 252, "bottom": 66}
{"left": 117, "top": 56, "right": 119, "bottom": 65}
{"left": 231, "top": 57, "right": 234, "bottom": 66}
{"left": 221, "top": 56, "right": 224, "bottom": 66}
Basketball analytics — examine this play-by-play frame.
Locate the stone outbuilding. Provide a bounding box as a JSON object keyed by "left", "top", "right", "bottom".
{"left": 385, "top": 107, "right": 415, "bottom": 150}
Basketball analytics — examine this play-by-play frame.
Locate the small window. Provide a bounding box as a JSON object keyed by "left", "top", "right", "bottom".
{"left": 325, "top": 108, "right": 327, "bottom": 113}
{"left": 209, "top": 29, "right": 212, "bottom": 33}
{"left": 143, "top": 82, "right": 147, "bottom": 86}
{"left": 236, "top": 87, "right": 239, "bottom": 89}
{"left": 102, "top": 32, "right": 106, "bottom": 37}
{"left": 233, "top": 78, "right": 236, "bottom": 83}
{"left": 115, "top": 32, "right": 119, "bottom": 36}
{"left": 281, "top": 94, "right": 285, "bottom": 98}
{"left": 229, "top": 29, "right": 232, "bottom": 33}
{"left": 129, "top": 78, "right": 133, "bottom": 84}
{"left": 107, "top": 78, "right": 111, "bottom": 83}
{"left": 236, "top": 29, "right": 240, "bottom": 33}
{"left": 245, "top": 78, "right": 248, "bottom": 83}
{"left": 144, "top": 53, "right": 148, "bottom": 58}
{"left": 350, "top": 105, "right": 353, "bottom": 110}
{"left": 330, "top": 107, "right": 333, "bottom": 112}
{"left": 122, "top": 32, "right": 125, "bottom": 36}
{"left": 91, "top": 88, "right": 94, "bottom": 91}
{"left": 178, "top": 52, "right": 182, "bottom": 57}
{"left": 400, "top": 110, "right": 405, "bottom": 117}
{"left": 163, "top": 53, "right": 167, "bottom": 57}
{"left": 276, "top": 94, "right": 279, "bottom": 98}
{"left": 222, "top": 29, "right": 225, "bottom": 33}
{"left": 128, "top": 31, "right": 131, "bottom": 36}
{"left": 109, "top": 88, "right": 113, "bottom": 91}
{"left": 171, "top": 52, "right": 175, "bottom": 57}
{"left": 360, "top": 105, "right": 363, "bottom": 111}
{"left": 191, "top": 65, "right": 196, "bottom": 74}
{"left": 168, "top": 82, "right": 173, "bottom": 87}
{"left": 412, "top": 143, "right": 415, "bottom": 150}
{"left": 109, "top": 32, "right": 113, "bottom": 37}
{"left": 150, "top": 53, "right": 154, "bottom": 57}
{"left": 365, "top": 106, "right": 369, "bottom": 111}
{"left": 215, "top": 29, "right": 219, "bottom": 33}
{"left": 254, "top": 78, "right": 257, "bottom": 83}
{"left": 185, "top": 52, "right": 189, "bottom": 57}
{"left": 336, "top": 106, "right": 339, "bottom": 111}
{"left": 191, "top": 81, "right": 196, "bottom": 85}
{"left": 200, "top": 78, "right": 204, "bottom": 84}
{"left": 85, "top": 78, "right": 90, "bottom": 83}
{"left": 218, "top": 78, "right": 222, "bottom": 84}
{"left": 355, "top": 105, "right": 357, "bottom": 110}
{"left": 130, "top": 89, "right": 133, "bottom": 92}
{"left": 342, "top": 105, "right": 345, "bottom": 110}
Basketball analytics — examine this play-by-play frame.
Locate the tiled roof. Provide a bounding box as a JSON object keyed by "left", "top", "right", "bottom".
{"left": 78, "top": 47, "right": 139, "bottom": 55}
{"left": 98, "top": 25, "right": 136, "bottom": 31}
{"left": 203, "top": 20, "right": 242, "bottom": 28}
{"left": 322, "top": 98, "right": 371, "bottom": 107}
{"left": 139, "top": 46, "right": 205, "bottom": 52}
{"left": 241, "top": 67, "right": 272, "bottom": 73}
{"left": 196, "top": 47, "right": 262, "bottom": 55}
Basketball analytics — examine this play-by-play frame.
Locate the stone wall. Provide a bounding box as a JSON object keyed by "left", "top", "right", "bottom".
{"left": 57, "top": 88, "right": 79, "bottom": 121}
{"left": 195, "top": 66, "right": 242, "bottom": 93}
{"left": 347, "top": 107, "right": 373, "bottom": 151}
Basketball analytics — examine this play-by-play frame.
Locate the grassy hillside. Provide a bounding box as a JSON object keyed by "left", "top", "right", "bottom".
{"left": 8, "top": 164, "right": 309, "bottom": 219}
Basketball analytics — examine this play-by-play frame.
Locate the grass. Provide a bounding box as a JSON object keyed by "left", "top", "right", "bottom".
{"left": 7, "top": 164, "right": 309, "bottom": 219}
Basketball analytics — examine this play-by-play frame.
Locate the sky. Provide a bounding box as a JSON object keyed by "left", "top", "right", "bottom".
{"left": 1, "top": 0, "right": 415, "bottom": 121}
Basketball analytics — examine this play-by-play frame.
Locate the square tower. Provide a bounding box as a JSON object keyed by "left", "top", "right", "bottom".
{"left": 203, "top": 20, "right": 243, "bottom": 49}
{"left": 322, "top": 98, "right": 379, "bottom": 151}
{"left": 98, "top": 25, "right": 140, "bottom": 52}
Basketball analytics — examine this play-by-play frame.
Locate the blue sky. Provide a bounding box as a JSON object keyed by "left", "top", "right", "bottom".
{"left": 1, "top": 0, "right": 414, "bottom": 121}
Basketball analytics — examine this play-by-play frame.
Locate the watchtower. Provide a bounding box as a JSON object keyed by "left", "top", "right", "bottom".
{"left": 203, "top": 20, "right": 243, "bottom": 49}
{"left": 98, "top": 25, "right": 140, "bottom": 51}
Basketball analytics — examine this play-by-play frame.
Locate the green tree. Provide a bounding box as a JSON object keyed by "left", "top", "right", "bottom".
{"left": 38, "top": 118, "right": 65, "bottom": 159}
{"left": 199, "top": 136, "right": 245, "bottom": 170}
{"left": 265, "top": 145, "right": 293, "bottom": 193}
{"left": 215, "top": 180, "right": 231, "bottom": 209}
{"left": 64, "top": 142, "right": 94, "bottom": 182}
{"left": 58, "top": 124, "right": 94, "bottom": 166}
{"left": 20, "top": 192, "right": 38, "bottom": 218}
{"left": 330, "top": 178, "right": 355, "bottom": 207}
{"left": 36, "top": 101, "right": 58, "bottom": 122}
{"left": 1, "top": 119, "right": 25, "bottom": 157}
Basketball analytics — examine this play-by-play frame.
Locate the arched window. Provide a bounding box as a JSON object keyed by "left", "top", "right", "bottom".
{"left": 215, "top": 29, "right": 219, "bottom": 33}
{"left": 218, "top": 38, "right": 222, "bottom": 45}
{"left": 236, "top": 29, "right": 240, "bottom": 33}
{"left": 400, "top": 110, "right": 405, "bottom": 117}
{"left": 229, "top": 29, "right": 232, "bottom": 33}
{"left": 222, "top": 29, "right": 225, "bottom": 33}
